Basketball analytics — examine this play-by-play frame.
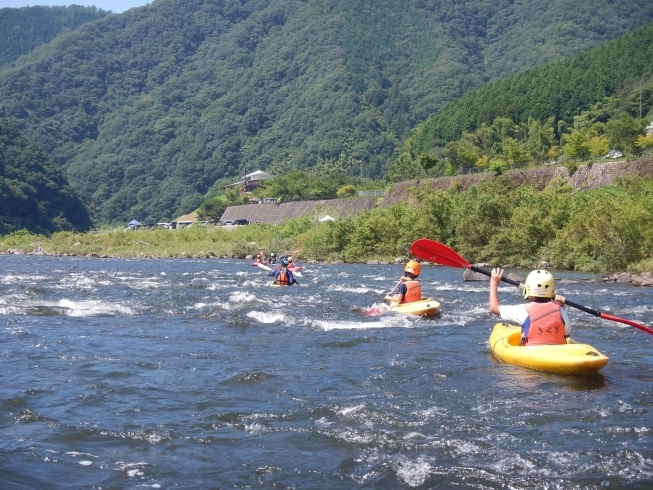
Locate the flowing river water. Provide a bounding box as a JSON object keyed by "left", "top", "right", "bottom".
{"left": 1, "top": 255, "right": 652, "bottom": 489}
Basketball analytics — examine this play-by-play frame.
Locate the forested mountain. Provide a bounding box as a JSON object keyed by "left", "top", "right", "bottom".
{"left": 0, "top": 5, "right": 110, "bottom": 67}
{"left": 0, "top": 118, "right": 91, "bottom": 234}
{"left": 395, "top": 20, "right": 653, "bottom": 177}
{"left": 0, "top": 0, "right": 651, "bottom": 223}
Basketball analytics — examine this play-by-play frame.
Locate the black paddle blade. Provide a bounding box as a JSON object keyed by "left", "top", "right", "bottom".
{"left": 410, "top": 239, "right": 471, "bottom": 269}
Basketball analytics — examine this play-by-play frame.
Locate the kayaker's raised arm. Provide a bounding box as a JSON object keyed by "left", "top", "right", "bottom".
{"left": 489, "top": 268, "right": 503, "bottom": 315}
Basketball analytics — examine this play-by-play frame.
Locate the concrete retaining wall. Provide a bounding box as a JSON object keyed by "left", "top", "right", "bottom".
{"left": 382, "top": 158, "right": 653, "bottom": 206}
{"left": 221, "top": 198, "right": 377, "bottom": 225}
{"left": 220, "top": 159, "right": 653, "bottom": 224}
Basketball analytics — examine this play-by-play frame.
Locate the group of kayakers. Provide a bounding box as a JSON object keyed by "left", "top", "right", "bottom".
{"left": 383, "top": 258, "right": 570, "bottom": 347}
{"left": 255, "top": 251, "right": 277, "bottom": 264}
{"left": 264, "top": 246, "right": 571, "bottom": 347}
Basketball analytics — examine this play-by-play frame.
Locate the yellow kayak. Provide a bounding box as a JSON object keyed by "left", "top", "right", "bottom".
{"left": 389, "top": 298, "right": 440, "bottom": 317}
{"left": 489, "top": 323, "right": 609, "bottom": 375}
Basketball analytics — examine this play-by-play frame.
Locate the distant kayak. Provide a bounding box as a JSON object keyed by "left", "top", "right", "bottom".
{"left": 388, "top": 298, "right": 440, "bottom": 317}
{"left": 489, "top": 323, "right": 609, "bottom": 375}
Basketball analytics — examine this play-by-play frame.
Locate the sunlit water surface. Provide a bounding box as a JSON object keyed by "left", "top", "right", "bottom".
{"left": 1, "top": 256, "right": 653, "bottom": 489}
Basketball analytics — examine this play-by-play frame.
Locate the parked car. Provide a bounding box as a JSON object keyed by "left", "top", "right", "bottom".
{"left": 605, "top": 149, "right": 623, "bottom": 159}
{"left": 233, "top": 219, "right": 250, "bottom": 225}
{"left": 222, "top": 220, "right": 234, "bottom": 226}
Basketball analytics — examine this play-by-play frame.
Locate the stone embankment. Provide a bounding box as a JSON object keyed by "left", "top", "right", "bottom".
{"left": 382, "top": 158, "right": 653, "bottom": 206}
{"left": 221, "top": 197, "right": 377, "bottom": 225}
{"left": 221, "top": 159, "right": 653, "bottom": 225}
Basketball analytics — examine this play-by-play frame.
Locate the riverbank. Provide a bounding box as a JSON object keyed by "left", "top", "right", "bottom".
{"left": 4, "top": 173, "right": 653, "bottom": 274}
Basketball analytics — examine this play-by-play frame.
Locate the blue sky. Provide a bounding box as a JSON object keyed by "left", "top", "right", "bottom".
{"left": 0, "top": 1, "right": 151, "bottom": 13}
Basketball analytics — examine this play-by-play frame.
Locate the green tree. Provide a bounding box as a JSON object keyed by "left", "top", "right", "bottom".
{"left": 563, "top": 129, "right": 592, "bottom": 159}
{"left": 635, "top": 133, "right": 653, "bottom": 155}
{"left": 604, "top": 114, "right": 646, "bottom": 153}
{"left": 337, "top": 184, "right": 357, "bottom": 197}
{"left": 197, "top": 198, "right": 228, "bottom": 221}
{"left": 444, "top": 138, "right": 480, "bottom": 170}
{"left": 525, "top": 117, "right": 556, "bottom": 162}
{"left": 589, "top": 135, "right": 610, "bottom": 158}
{"left": 502, "top": 138, "right": 530, "bottom": 166}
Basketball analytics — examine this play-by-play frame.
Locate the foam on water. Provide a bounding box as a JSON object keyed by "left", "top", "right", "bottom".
{"left": 395, "top": 456, "right": 432, "bottom": 487}
{"left": 246, "top": 311, "right": 289, "bottom": 324}
{"left": 308, "top": 314, "right": 414, "bottom": 331}
{"left": 57, "top": 274, "right": 97, "bottom": 289}
{"left": 1, "top": 274, "right": 50, "bottom": 284}
{"left": 56, "top": 299, "right": 135, "bottom": 316}
{"left": 0, "top": 297, "right": 136, "bottom": 316}
{"left": 328, "top": 284, "right": 377, "bottom": 294}
{"left": 228, "top": 291, "right": 260, "bottom": 303}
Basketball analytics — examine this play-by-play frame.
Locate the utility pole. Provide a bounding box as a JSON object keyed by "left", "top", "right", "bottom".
{"left": 639, "top": 79, "right": 642, "bottom": 119}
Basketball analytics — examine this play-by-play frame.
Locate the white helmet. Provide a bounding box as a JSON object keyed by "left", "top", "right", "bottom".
{"left": 523, "top": 269, "right": 555, "bottom": 299}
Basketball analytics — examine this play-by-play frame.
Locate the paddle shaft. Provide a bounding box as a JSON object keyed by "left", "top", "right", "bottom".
{"left": 383, "top": 280, "right": 404, "bottom": 304}
{"left": 387, "top": 280, "right": 403, "bottom": 296}
{"left": 470, "top": 264, "right": 653, "bottom": 336}
{"left": 411, "top": 239, "right": 653, "bottom": 336}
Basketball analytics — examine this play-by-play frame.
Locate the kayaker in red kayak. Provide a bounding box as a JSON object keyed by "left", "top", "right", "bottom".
{"left": 287, "top": 256, "right": 303, "bottom": 271}
{"left": 385, "top": 260, "right": 422, "bottom": 303}
{"left": 489, "top": 268, "right": 570, "bottom": 346}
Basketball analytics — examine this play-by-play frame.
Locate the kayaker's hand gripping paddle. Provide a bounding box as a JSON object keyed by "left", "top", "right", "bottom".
{"left": 410, "top": 238, "right": 653, "bottom": 336}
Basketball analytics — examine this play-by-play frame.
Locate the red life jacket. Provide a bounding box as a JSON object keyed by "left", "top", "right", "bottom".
{"left": 524, "top": 302, "right": 566, "bottom": 345}
{"left": 276, "top": 270, "right": 290, "bottom": 286}
{"left": 402, "top": 281, "right": 422, "bottom": 303}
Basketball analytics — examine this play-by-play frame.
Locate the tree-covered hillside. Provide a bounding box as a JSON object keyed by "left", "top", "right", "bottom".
{"left": 0, "top": 5, "right": 110, "bottom": 67}
{"left": 0, "top": 0, "right": 651, "bottom": 223}
{"left": 0, "top": 118, "right": 91, "bottom": 234}
{"left": 396, "top": 20, "right": 653, "bottom": 176}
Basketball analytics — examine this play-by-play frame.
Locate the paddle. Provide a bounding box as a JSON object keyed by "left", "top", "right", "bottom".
{"left": 384, "top": 280, "right": 403, "bottom": 303}
{"left": 410, "top": 238, "right": 653, "bottom": 336}
{"left": 256, "top": 263, "right": 272, "bottom": 271}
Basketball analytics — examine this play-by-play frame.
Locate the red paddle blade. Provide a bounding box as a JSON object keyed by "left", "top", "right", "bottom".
{"left": 410, "top": 239, "right": 471, "bottom": 269}
{"left": 599, "top": 313, "right": 653, "bottom": 336}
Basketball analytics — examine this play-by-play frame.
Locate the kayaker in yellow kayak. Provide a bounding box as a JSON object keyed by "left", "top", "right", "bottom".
{"left": 489, "top": 268, "right": 570, "bottom": 345}
{"left": 385, "top": 260, "right": 422, "bottom": 303}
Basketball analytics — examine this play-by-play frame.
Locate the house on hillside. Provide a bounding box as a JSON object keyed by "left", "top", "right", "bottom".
{"left": 224, "top": 170, "right": 274, "bottom": 192}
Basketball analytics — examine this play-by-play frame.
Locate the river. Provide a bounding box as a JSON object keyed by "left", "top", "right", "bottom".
{"left": 1, "top": 255, "right": 652, "bottom": 489}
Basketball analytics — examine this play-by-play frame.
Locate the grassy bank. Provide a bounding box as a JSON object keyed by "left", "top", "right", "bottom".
{"left": 0, "top": 221, "right": 306, "bottom": 260}
{"left": 4, "top": 174, "right": 653, "bottom": 273}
